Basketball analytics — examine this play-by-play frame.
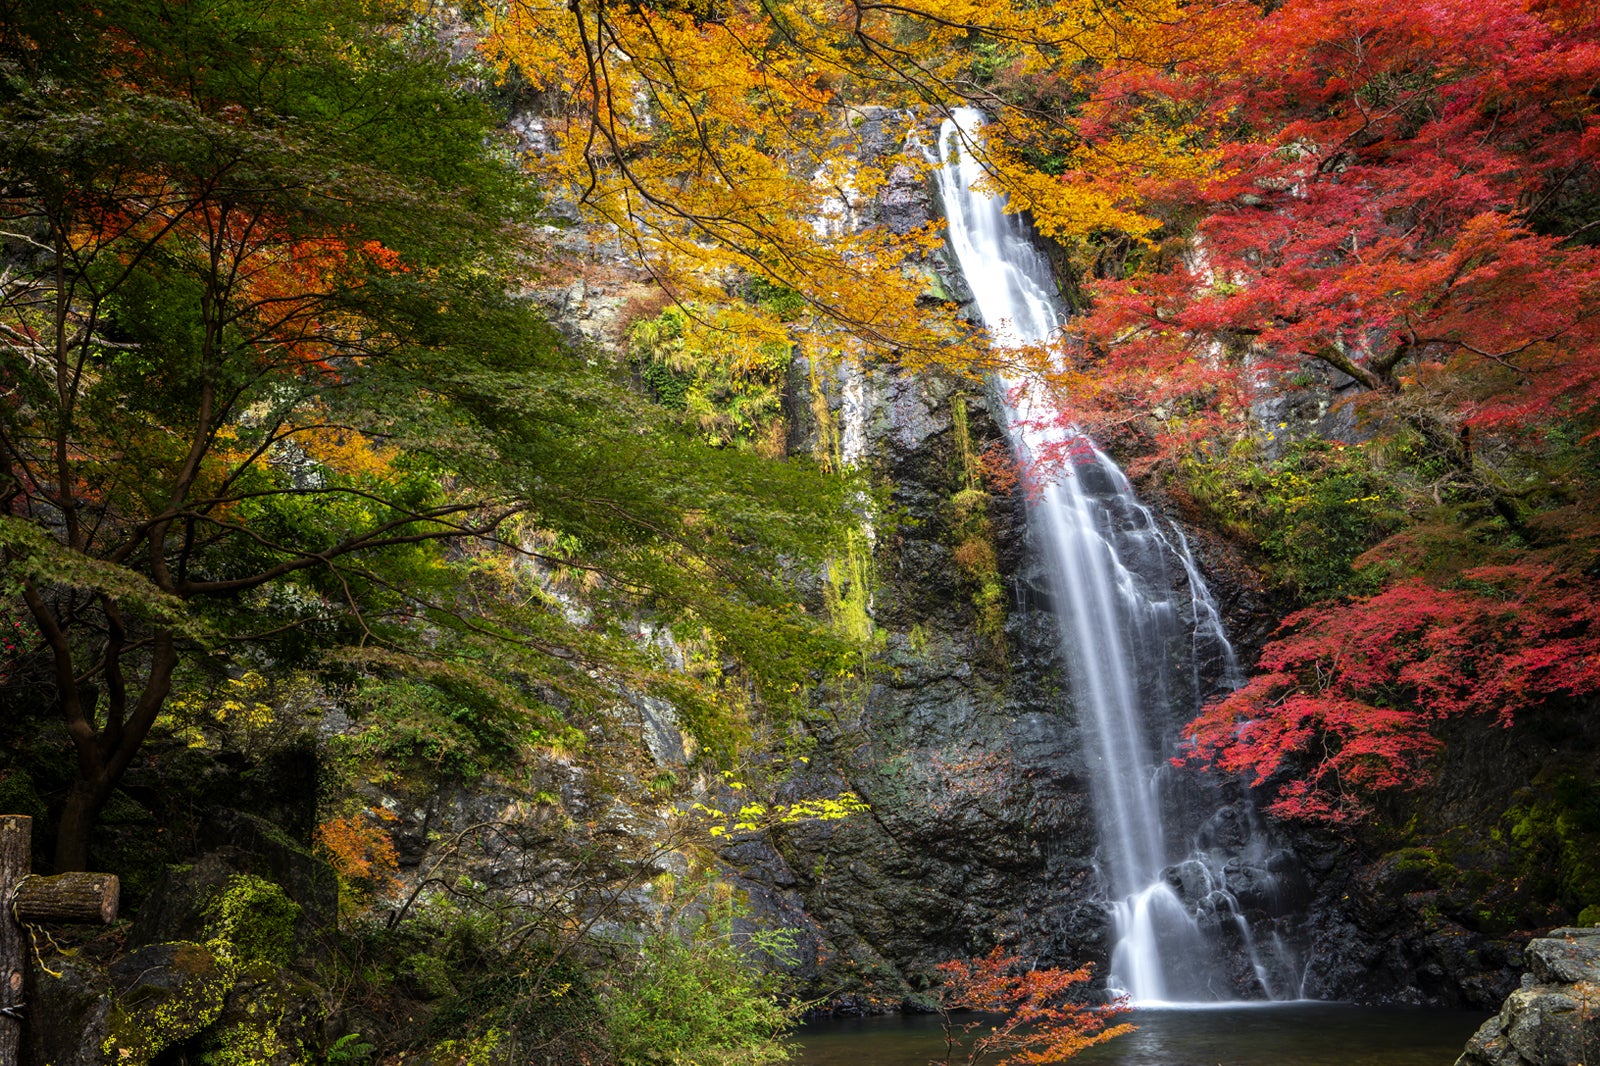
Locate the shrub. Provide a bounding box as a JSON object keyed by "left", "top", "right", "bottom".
{"left": 601, "top": 889, "right": 797, "bottom": 1066}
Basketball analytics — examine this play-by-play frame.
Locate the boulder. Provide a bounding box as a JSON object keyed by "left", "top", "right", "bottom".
{"left": 101, "top": 941, "right": 232, "bottom": 1065}
{"left": 27, "top": 950, "right": 113, "bottom": 1066}
{"left": 193, "top": 959, "right": 325, "bottom": 1065}
{"left": 1456, "top": 927, "right": 1600, "bottom": 1066}
{"left": 129, "top": 812, "right": 336, "bottom": 955}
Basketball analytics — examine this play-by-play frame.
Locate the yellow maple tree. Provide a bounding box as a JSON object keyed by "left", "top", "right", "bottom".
{"left": 484, "top": 0, "right": 1221, "bottom": 372}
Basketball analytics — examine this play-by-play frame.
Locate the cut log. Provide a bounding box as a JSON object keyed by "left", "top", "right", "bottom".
{"left": 13, "top": 872, "right": 120, "bottom": 926}
{"left": 1, "top": 814, "right": 30, "bottom": 1066}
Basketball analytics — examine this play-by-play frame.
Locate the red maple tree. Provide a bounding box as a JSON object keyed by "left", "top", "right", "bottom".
{"left": 1047, "top": 0, "right": 1600, "bottom": 824}
{"left": 1063, "top": 0, "right": 1600, "bottom": 446}
{"left": 1180, "top": 559, "right": 1600, "bottom": 822}
{"left": 935, "top": 947, "right": 1132, "bottom": 1065}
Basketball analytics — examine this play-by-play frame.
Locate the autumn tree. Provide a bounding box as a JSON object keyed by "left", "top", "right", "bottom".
{"left": 1180, "top": 557, "right": 1600, "bottom": 822}
{"left": 1067, "top": 0, "right": 1600, "bottom": 454}
{"left": 1056, "top": 0, "right": 1600, "bottom": 823}
{"left": 483, "top": 0, "right": 1215, "bottom": 374}
{"left": 0, "top": 0, "right": 857, "bottom": 870}
{"left": 935, "top": 948, "right": 1131, "bottom": 1066}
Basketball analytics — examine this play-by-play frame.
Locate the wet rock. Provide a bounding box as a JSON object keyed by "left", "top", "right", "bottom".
{"left": 879, "top": 163, "right": 929, "bottom": 235}
{"left": 1456, "top": 927, "right": 1600, "bottom": 1066}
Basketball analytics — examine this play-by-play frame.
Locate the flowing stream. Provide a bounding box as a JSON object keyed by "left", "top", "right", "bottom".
{"left": 934, "top": 109, "right": 1303, "bottom": 1004}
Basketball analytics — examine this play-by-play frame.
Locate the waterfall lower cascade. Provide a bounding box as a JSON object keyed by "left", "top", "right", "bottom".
{"left": 935, "top": 109, "right": 1306, "bottom": 1005}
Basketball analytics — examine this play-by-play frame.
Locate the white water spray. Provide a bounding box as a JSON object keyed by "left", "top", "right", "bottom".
{"left": 934, "top": 109, "right": 1302, "bottom": 1004}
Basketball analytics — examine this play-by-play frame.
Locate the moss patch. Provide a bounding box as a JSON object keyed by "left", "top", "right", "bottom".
{"left": 197, "top": 960, "right": 322, "bottom": 1066}
{"left": 205, "top": 874, "right": 302, "bottom": 967}
{"left": 103, "top": 941, "right": 231, "bottom": 1065}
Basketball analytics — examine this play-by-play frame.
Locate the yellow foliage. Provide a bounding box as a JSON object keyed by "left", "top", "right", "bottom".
{"left": 158, "top": 671, "right": 280, "bottom": 753}
{"left": 691, "top": 772, "right": 869, "bottom": 837}
{"left": 483, "top": 0, "right": 1215, "bottom": 373}
{"left": 295, "top": 421, "right": 399, "bottom": 479}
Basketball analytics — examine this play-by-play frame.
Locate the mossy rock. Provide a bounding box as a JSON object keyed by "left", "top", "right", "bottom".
{"left": 194, "top": 960, "right": 324, "bottom": 1066}
{"left": 103, "top": 941, "right": 232, "bottom": 1065}
{"left": 132, "top": 840, "right": 334, "bottom": 956}
{"left": 206, "top": 874, "right": 302, "bottom": 967}
{"left": 200, "top": 809, "right": 339, "bottom": 940}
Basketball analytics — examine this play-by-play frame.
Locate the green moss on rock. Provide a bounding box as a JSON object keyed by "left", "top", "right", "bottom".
{"left": 205, "top": 874, "right": 302, "bottom": 967}
{"left": 102, "top": 941, "right": 231, "bottom": 1065}
{"left": 196, "top": 960, "right": 322, "bottom": 1066}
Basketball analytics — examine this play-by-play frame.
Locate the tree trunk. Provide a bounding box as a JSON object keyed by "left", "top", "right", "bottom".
{"left": 1, "top": 815, "right": 30, "bottom": 1065}
{"left": 52, "top": 781, "right": 101, "bottom": 874}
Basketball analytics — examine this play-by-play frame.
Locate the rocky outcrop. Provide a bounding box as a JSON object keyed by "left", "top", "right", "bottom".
{"left": 1456, "top": 927, "right": 1600, "bottom": 1066}
{"left": 728, "top": 361, "right": 1110, "bottom": 1008}
{"left": 28, "top": 811, "right": 337, "bottom": 1065}
{"left": 31, "top": 941, "right": 232, "bottom": 1066}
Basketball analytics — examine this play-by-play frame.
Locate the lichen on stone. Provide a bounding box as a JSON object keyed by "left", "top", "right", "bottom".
{"left": 101, "top": 941, "right": 231, "bottom": 1065}
{"left": 204, "top": 873, "right": 303, "bottom": 967}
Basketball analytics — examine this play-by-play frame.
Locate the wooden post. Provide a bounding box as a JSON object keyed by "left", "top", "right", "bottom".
{"left": 1, "top": 814, "right": 29, "bottom": 1066}
{"left": 0, "top": 817, "right": 119, "bottom": 1066}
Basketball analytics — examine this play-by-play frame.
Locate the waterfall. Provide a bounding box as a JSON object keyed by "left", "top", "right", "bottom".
{"left": 934, "top": 109, "right": 1303, "bottom": 1005}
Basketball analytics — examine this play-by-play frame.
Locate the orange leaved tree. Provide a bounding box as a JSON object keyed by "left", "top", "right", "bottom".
{"left": 484, "top": 0, "right": 1219, "bottom": 373}
{"left": 935, "top": 947, "right": 1131, "bottom": 1065}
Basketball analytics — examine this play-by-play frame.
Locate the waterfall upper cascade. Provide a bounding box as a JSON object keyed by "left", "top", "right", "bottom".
{"left": 933, "top": 109, "right": 1306, "bottom": 1005}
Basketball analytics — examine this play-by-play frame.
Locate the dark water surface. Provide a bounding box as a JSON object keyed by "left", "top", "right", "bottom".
{"left": 797, "top": 1002, "right": 1488, "bottom": 1066}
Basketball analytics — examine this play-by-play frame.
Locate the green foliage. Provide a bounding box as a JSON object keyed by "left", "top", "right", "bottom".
{"left": 968, "top": 37, "right": 1016, "bottom": 82}
{"left": 0, "top": 0, "right": 867, "bottom": 873}
{"left": 424, "top": 1030, "right": 508, "bottom": 1065}
{"left": 601, "top": 887, "right": 798, "bottom": 1066}
{"left": 422, "top": 936, "right": 610, "bottom": 1060}
{"left": 745, "top": 278, "right": 807, "bottom": 322}
{"left": 1181, "top": 438, "right": 1401, "bottom": 602}
{"left": 630, "top": 306, "right": 792, "bottom": 452}
{"left": 205, "top": 875, "right": 302, "bottom": 967}
{"left": 947, "top": 400, "right": 1006, "bottom": 645}
{"left": 338, "top": 675, "right": 529, "bottom": 780}
{"left": 400, "top": 952, "right": 458, "bottom": 1000}
{"left": 326, "top": 1034, "right": 377, "bottom": 1066}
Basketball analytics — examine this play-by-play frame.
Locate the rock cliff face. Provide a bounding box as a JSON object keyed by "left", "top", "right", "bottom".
{"left": 736, "top": 365, "right": 1108, "bottom": 1008}
{"left": 728, "top": 356, "right": 1315, "bottom": 1009}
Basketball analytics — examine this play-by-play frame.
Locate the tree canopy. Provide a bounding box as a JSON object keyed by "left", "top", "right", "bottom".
{"left": 1043, "top": 0, "right": 1600, "bottom": 823}
{"left": 0, "top": 0, "right": 857, "bottom": 870}
{"left": 484, "top": 0, "right": 1216, "bottom": 372}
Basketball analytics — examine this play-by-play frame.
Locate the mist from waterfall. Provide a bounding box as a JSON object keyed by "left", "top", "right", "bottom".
{"left": 933, "top": 108, "right": 1305, "bottom": 1005}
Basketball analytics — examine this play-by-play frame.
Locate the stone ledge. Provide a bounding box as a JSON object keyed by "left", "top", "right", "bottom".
{"left": 1456, "top": 927, "right": 1599, "bottom": 1066}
